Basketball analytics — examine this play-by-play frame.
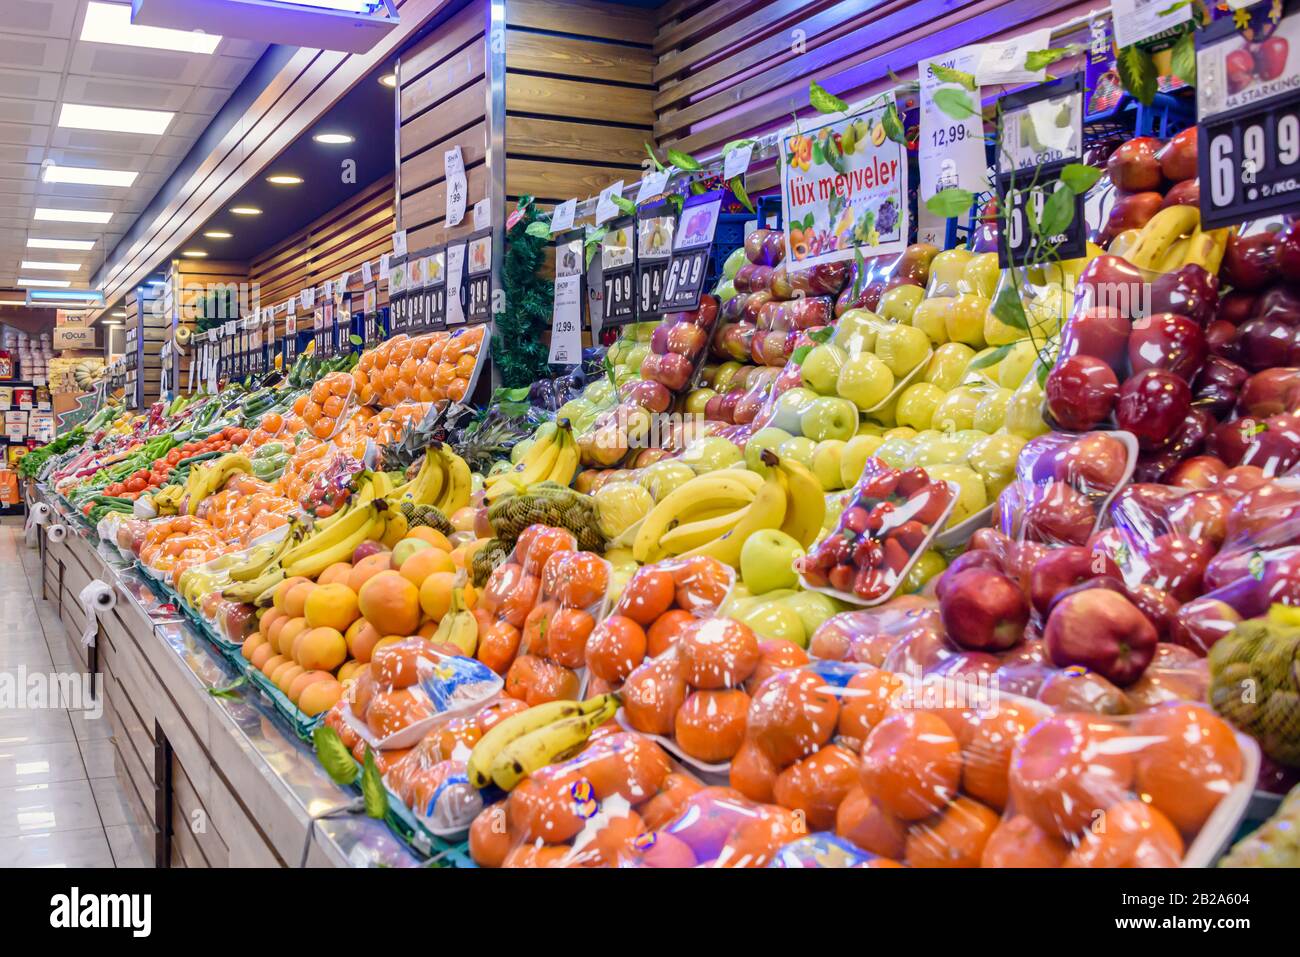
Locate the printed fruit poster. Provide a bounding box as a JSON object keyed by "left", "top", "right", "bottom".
{"left": 780, "top": 98, "right": 909, "bottom": 268}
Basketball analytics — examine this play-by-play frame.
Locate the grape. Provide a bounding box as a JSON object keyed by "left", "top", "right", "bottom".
{"left": 876, "top": 198, "right": 898, "bottom": 233}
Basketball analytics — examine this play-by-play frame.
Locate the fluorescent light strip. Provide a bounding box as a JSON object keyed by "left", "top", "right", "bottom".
{"left": 28, "top": 238, "right": 95, "bottom": 251}
{"left": 313, "top": 133, "right": 354, "bottom": 145}
{"left": 279, "top": 1, "right": 385, "bottom": 11}
{"left": 42, "top": 164, "right": 138, "bottom": 187}
{"left": 18, "top": 278, "right": 71, "bottom": 288}
{"left": 35, "top": 208, "right": 112, "bottom": 224}
{"left": 203, "top": 231, "right": 232, "bottom": 239}
{"left": 229, "top": 206, "right": 261, "bottom": 216}
{"left": 59, "top": 103, "right": 173, "bottom": 136}
{"left": 0, "top": 299, "right": 27, "bottom": 306}
{"left": 21, "top": 261, "right": 81, "bottom": 271}
{"left": 181, "top": 250, "right": 207, "bottom": 258}
{"left": 267, "top": 175, "right": 303, "bottom": 185}
{"left": 81, "top": 2, "right": 221, "bottom": 55}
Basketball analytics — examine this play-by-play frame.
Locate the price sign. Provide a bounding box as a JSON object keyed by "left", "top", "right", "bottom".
{"left": 466, "top": 231, "right": 493, "bottom": 323}
{"left": 599, "top": 216, "right": 636, "bottom": 326}
{"left": 660, "top": 190, "right": 722, "bottom": 313}
{"left": 389, "top": 254, "right": 409, "bottom": 332}
{"left": 1197, "top": 3, "right": 1300, "bottom": 229}
{"left": 424, "top": 247, "right": 447, "bottom": 330}
{"left": 995, "top": 73, "right": 1087, "bottom": 268}
{"left": 551, "top": 232, "right": 586, "bottom": 366}
{"left": 635, "top": 199, "right": 675, "bottom": 317}
{"left": 445, "top": 242, "right": 467, "bottom": 326}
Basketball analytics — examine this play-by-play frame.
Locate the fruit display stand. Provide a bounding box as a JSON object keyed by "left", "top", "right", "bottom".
{"left": 31, "top": 488, "right": 421, "bottom": 868}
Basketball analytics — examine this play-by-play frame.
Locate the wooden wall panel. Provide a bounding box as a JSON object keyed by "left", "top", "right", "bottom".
{"left": 172, "top": 259, "right": 248, "bottom": 390}
{"left": 398, "top": 0, "right": 490, "bottom": 249}
{"left": 503, "top": 0, "right": 656, "bottom": 205}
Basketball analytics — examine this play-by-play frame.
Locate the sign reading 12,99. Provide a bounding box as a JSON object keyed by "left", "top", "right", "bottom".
{"left": 1197, "top": 1, "right": 1300, "bottom": 229}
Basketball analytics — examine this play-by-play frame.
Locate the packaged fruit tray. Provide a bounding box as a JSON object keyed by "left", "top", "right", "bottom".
{"left": 243, "top": 663, "right": 324, "bottom": 743}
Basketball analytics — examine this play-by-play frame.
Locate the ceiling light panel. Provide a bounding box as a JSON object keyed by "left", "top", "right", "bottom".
{"left": 59, "top": 103, "right": 174, "bottom": 136}
{"left": 34, "top": 208, "right": 113, "bottom": 224}
{"left": 42, "top": 164, "right": 139, "bottom": 187}
{"left": 81, "top": 2, "right": 222, "bottom": 55}
{"left": 18, "top": 278, "right": 71, "bottom": 287}
{"left": 21, "top": 261, "right": 81, "bottom": 271}
{"left": 28, "top": 238, "right": 96, "bottom": 251}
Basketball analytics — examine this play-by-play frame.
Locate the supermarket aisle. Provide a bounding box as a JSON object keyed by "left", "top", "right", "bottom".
{"left": 0, "top": 522, "right": 151, "bottom": 867}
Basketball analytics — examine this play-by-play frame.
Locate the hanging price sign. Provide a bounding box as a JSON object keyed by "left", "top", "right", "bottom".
{"left": 466, "top": 230, "right": 493, "bottom": 323}
{"left": 550, "top": 232, "right": 585, "bottom": 366}
{"left": 389, "top": 254, "right": 410, "bottom": 332}
{"left": 599, "top": 216, "right": 636, "bottom": 326}
{"left": 659, "top": 189, "right": 723, "bottom": 313}
{"left": 994, "top": 73, "right": 1087, "bottom": 268}
{"left": 634, "top": 199, "right": 676, "bottom": 318}
{"left": 445, "top": 242, "right": 467, "bottom": 326}
{"left": 1197, "top": 2, "right": 1300, "bottom": 229}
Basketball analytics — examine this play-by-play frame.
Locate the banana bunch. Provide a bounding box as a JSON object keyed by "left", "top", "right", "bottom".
{"left": 1120, "top": 205, "right": 1233, "bottom": 275}
{"left": 632, "top": 454, "right": 824, "bottom": 566}
{"left": 484, "top": 421, "right": 579, "bottom": 504}
{"left": 389, "top": 445, "right": 472, "bottom": 514}
{"left": 152, "top": 483, "right": 185, "bottom": 516}
{"left": 467, "top": 694, "right": 619, "bottom": 791}
{"left": 432, "top": 580, "right": 477, "bottom": 655}
{"left": 279, "top": 502, "right": 387, "bottom": 581}
{"left": 177, "top": 567, "right": 224, "bottom": 608}
{"left": 183, "top": 453, "right": 253, "bottom": 514}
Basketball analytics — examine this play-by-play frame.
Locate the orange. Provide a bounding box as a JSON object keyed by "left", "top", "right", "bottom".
{"left": 241, "top": 634, "right": 267, "bottom": 661}
{"left": 398, "top": 546, "right": 455, "bottom": 587}
{"left": 1132, "top": 702, "right": 1242, "bottom": 836}
{"left": 836, "top": 784, "right": 908, "bottom": 860}
{"left": 474, "top": 611, "right": 521, "bottom": 675}
{"left": 433, "top": 363, "right": 456, "bottom": 389}
{"left": 904, "top": 796, "right": 1001, "bottom": 868}
{"left": 446, "top": 378, "right": 469, "bottom": 402}
{"left": 418, "top": 571, "right": 476, "bottom": 620}
{"left": 585, "top": 614, "right": 647, "bottom": 683}
{"left": 328, "top": 374, "right": 352, "bottom": 397}
{"left": 299, "top": 679, "right": 343, "bottom": 717}
{"left": 521, "top": 599, "right": 560, "bottom": 657}
{"left": 961, "top": 702, "right": 1042, "bottom": 812}
{"left": 617, "top": 568, "right": 676, "bottom": 626}
{"left": 621, "top": 652, "right": 689, "bottom": 736}
{"left": 347, "top": 552, "right": 393, "bottom": 592}
{"left": 646, "top": 609, "right": 695, "bottom": 657}
{"left": 835, "top": 667, "right": 906, "bottom": 748}
{"left": 322, "top": 394, "right": 345, "bottom": 419}
{"left": 545, "top": 607, "right": 596, "bottom": 669}
{"left": 672, "top": 555, "right": 732, "bottom": 613}
{"left": 301, "top": 400, "right": 322, "bottom": 426}
{"left": 311, "top": 418, "right": 335, "bottom": 440}
{"left": 310, "top": 379, "right": 331, "bottom": 403}
{"left": 357, "top": 570, "right": 422, "bottom": 637}
{"left": 469, "top": 804, "right": 512, "bottom": 868}
{"left": 258, "top": 608, "right": 285, "bottom": 640}
{"left": 639, "top": 772, "right": 703, "bottom": 830}
{"left": 716, "top": 806, "right": 803, "bottom": 868}
{"left": 292, "top": 394, "right": 309, "bottom": 416}
{"left": 503, "top": 655, "right": 579, "bottom": 706}
{"left": 409, "top": 336, "right": 432, "bottom": 359}
{"left": 276, "top": 617, "right": 309, "bottom": 658}
{"left": 981, "top": 814, "right": 1069, "bottom": 867}
{"left": 729, "top": 738, "right": 779, "bottom": 802}
{"left": 678, "top": 617, "right": 760, "bottom": 689}
{"left": 747, "top": 668, "right": 839, "bottom": 766}
{"left": 860, "top": 711, "right": 961, "bottom": 821}
{"left": 507, "top": 772, "right": 587, "bottom": 844}
{"left": 366, "top": 688, "right": 432, "bottom": 739}
{"left": 303, "top": 582, "right": 360, "bottom": 632}
{"left": 772, "top": 743, "right": 861, "bottom": 831}
{"left": 518, "top": 526, "right": 577, "bottom": 576}
{"left": 1009, "top": 714, "right": 1135, "bottom": 839}
{"left": 675, "top": 688, "right": 750, "bottom": 763}
{"left": 405, "top": 527, "right": 450, "bottom": 549}
{"left": 295, "top": 627, "right": 348, "bottom": 672}
{"left": 1063, "top": 799, "right": 1185, "bottom": 867}
{"left": 318, "top": 562, "right": 354, "bottom": 586}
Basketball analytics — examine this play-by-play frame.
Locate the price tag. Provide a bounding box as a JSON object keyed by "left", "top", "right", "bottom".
{"left": 975, "top": 28, "right": 1052, "bottom": 85}
{"left": 473, "top": 197, "right": 491, "bottom": 231}
{"left": 392, "top": 229, "right": 408, "bottom": 257}
{"left": 919, "top": 47, "right": 988, "bottom": 202}
{"left": 300, "top": 287, "right": 315, "bottom": 310}
{"left": 466, "top": 231, "right": 493, "bottom": 323}
{"left": 599, "top": 216, "right": 636, "bottom": 326}
{"left": 660, "top": 190, "right": 722, "bottom": 313}
{"left": 362, "top": 260, "right": 374, "bottom": 285}
{"left": 445, "top": 146, "right": 467, "bottom": 227}
{"left": 551, "top": 198, "right": 577, "bottom": 234}
{"left": 1109, "top": 0, "right": 1191, "bottom": 50}
{"left": 550, "top": 234, "right": 585, "bottom": 366}
{"left": 635, "top": 199, "right": 676, "bottom": 317}
{"left": 995, "top": 73, "right": 1086, "bottom": 268}
{"left": 636, "top": 169, "right": 670, "bottom": 205}
{"left": 724, "top": 142, "right": 753, "bottom": 180}
{"left": 595, "top": 181, "right": 624, "bottom": 225}
{"left": 445, "top": 242, "right": 467, "bottom": 326}
{"left": 425, "top": 247, "right": 447, "bottom": 329}
{"left": 1196, "top": 4, "right": 1300, "bottom": 229}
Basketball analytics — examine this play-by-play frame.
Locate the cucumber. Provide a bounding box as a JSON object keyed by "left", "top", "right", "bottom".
{"left": 176, "top": 450, "right": 223, "bottom": 467}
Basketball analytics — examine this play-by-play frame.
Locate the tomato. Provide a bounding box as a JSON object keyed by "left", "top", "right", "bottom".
{"left": 125, "top": 477, "right": 146, "bottom": 493}
{"left": 230, "top": 428, "right": 250, "bottom": 444}
{"left": 105, "top": 483, "right": 123, "bottom": 496}
{"left": 222, "top": 427, "right": 235, "bottom": 439}
{"left": 83, "top": 503, "right": 93, "bottom": 516}
{"left": 166, "top": 449, "right": 182, "bottom": 465}
{"left": 134, "top": 469, "right": 151, "bottom": 482}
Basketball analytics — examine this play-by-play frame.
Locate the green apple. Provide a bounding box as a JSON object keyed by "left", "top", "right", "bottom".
{"left": 835, "top": 352, "right": 894, "bottom": 410}
{"left": 875, "top": 322, "right": 932, "bottom": 377}
{"left": 745, "top": 426, "right": 793, "bottom": 476}
{"left": 923, "top": 463, "right": 988, "bottom": 525}
{"left": 823, "top": 490, "right": 847, "bottom": 529}
{"left": 633, "top": 321, "right": 657, "bottom": 342}
{"left": 680, "top": 436, "right": 743, "bottom": 473}
{"left": 736, "top": 601, "right": 807, "bottom": 647}
{"left": 967, "top": 432, "right": 1027, "bottom": 500}
{"left": 778, "top": 591, "right": 838, "bottom": 639}
{"left": 874, "top": 435, "right": 917, "bottom": 469}
{"left": 931, "top": 386, "right": 982, "bottom": 432}
{"left": 625, "top": 343, "right": 650, "bottom": 373}
{"left": 944, "top": 293, "right": 990, "bottom": 348}
{"left": 799, "top": 343, "right": 848, "bottom": 396}
{"left": 909, "top": 297, "right": 951, "bottom": 346}
{"left": 883, "top": 427, "right": 918, "bottom": 441}
{"left": 606, "top": 339, "right": 629, "bottom": 365}
{"left": 902, "top": 549, "right": 948, "bottom": 593}
{"left": 771, "top": 386, "right": 816, "bottom": 433}
{"left": 740, "top": 528, "right": 804, "bottom": 595}
{"left": 997, "top": 339, "right": 1039, "bottom": 389}
{"left": 972, "top": 386, "right": 1012, "bottom": 433}
{"left": 895, "top": 382, "right": 945, "bottom": 431}
{"left": 555, "top": 399, "right": 589, "bottom": 427}
{"left": 927, "top": 248, "right": 974, "bottom": 296}
{"left": 778, "top": 435, "right": 817, "bottom": 469}
{"left": 878, "top": 284, "right": 925, "bottom": 325}
{"left": 832, "top": 309, "right": 883, "bottom": 352}
{"left": 841, "top": 434, "right": 884, "bottom": 488}
{"left": 585, "top": 379, "right": 615, "bottom": 407}
{"left": 716, "top": 279, "right": 737, "bottom": 303}
{"left": 614, "top": 366, "right": 639, "bottom": 388}
{"left": 799, "top": 396, "right": 858, "bottom": 443}
{"left": 723, "top": 246, "right": 746, "bottom": 281}
{"left": 1004, "top": 380, "right": 1050, "bottom": 438}
{"left": 392, "top": 537, "right": 433, "bottom": 570}
{"left": 511, "top": 438, "right": 534, "bottom": 465}
{"left": 960, "top": 252, "right": 1000, "bottom": 298}
{"left": 712, "top": 360, "right": 743, "bottom": 393}
{"left": 811, "top": 439, "right": 847, "bottom": 491}
{"left": 924, "top": 342, "right": 976, "bottom": 392}
{"left": 912, "top": 431, "right": 969, "bottom": 467}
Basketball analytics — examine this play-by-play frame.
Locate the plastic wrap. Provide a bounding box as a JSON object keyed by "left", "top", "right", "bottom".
{"left": 296, "top": 371, "right": 359, "bottom": 442}
{"left": 354, "top": 326, "right": 486, "bottom": 407}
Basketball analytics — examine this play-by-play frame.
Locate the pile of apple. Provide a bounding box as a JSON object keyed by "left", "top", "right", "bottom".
{"left": 1097, "top": 127, "right": 1199, "bottom": 244}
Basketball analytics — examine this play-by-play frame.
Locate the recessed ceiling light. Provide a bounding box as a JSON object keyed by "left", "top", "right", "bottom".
{"left": 0, "top": 298, "right": 26, "bottom": 306}
{"left": 18, "top": 278, "right": 71, "bottom": 288}
{"left": 81, "top": 2, "right": 221, "bottom": 55}
{"left": 313, "top": 133, "right": 354, "bottom": 145}
{"left": 380, "top": 73, "right": 397, "bottom": 88}
{"left": 21, "top": 261, "right": 81, "bottom": 271}
{"left": 34, "top": 207, "right": 113, "bottom": 224}
{"left": 28, "top": 238, "right": 96, "bottom": 250}
{"left": 59, "top": 103, "right": 173, "bottom": 136}
{"left": 101, "top": 319, "right": 121, "bottom": 325}
{"left": 229, "top": 206, "right": 261, "bottom": 216}
{"left": 181, "top": 250, "right": 208, "bottom": 258}
{"left": 42, "top": 164, "right": 138, "bottom": 188}
{"left": 203, "top": 230, "right": 232, "bottom": 239}
{"left": 267, "top": 174, "right": 304, "bottom": 185}
{"left": 113, "top": 310, "right": 127, "bottom": 317}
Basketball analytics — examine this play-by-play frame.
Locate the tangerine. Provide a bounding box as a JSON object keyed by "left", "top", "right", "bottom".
{"left": 860, "top": 711, "right": 962, "bottom": 821}
{"left": 679, "top": 617, "right": 760, "bottom": 689}
{"left": 1132, "top": 702, "right": 1242, "bottom": 836}
{"left": 903, "top": 796, "right": 1000, "bottom": 868}
{"left": 743, "top": 639, "right": 810, "bottom": 695}
{"left": 961, "top": 702, "right": 1043, "bottom": 811}
{"left": 729, "top": 737, "right": 779, "bottom": 802}
{"left": 675, "top": 688, "right": 750, "bottom": 763}
{"left": 639, "top": 772, "right": 703, "bottom": 830}
{"left": 585, "top": 614, "right": 647, "bottom": 683}
{"left": 980, "top": 814, "right": 1069, "bottom": 868}
{"left": 672, "top": 555, "right": 732, "bottom": 613}
{"left": 621, "top": 649, "right": 689, "bottom": 735}
{"left": 835, "top": 784, "right": 908, "bottom": 859}
{"left": 646, "top": 609, "right": 695, "bottom": 657}
{"left": 746, "top": 669, "right": 839, "bottom": 766}
{"left": 836, "top": 666, "right": 906, "bottom": 749}
{"left": 545, "top": 607, "right": 596, "bottom": 669}
{"left": 618, "top": 568, "right": 676, "bottom": 626}
{"left": 1063, "top": 799, "right": 1185, "bottom": 867}
{"left": 772, "top": 743, "right": 861, "bottom": 831}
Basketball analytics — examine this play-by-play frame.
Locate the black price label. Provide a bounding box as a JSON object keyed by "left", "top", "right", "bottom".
{"left": 660, "top": 191, "right": 722, "bottom": 313}
{"left": 635, "top": 201, "right": 675, "bottom": 317}
{"left": 1196, "top": 4, "right": 1300, "bottom": 228}
{"left": 466, "top": 231, "right": 493, "bottom": 323}
{"left": 390, "top": 292, "right": 409, "bottom": 333}
{"left": 426, "top": 283, "right": 447, "bottom": 330}
{"left": 467, "top": 273, "right": 491, "bottom": 320}
{"left": 599, "top": 216, "right": 637, "bottom": 326}
{"left": 996, "top": 173, "right": 1087, "bottom": 267}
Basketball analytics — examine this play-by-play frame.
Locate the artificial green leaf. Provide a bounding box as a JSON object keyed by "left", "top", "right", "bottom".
{"left": 524, "top": 221, "right": 551, "bottom": 239}
{"left": 882, "top": 101, "right": 907, "bottom": 144}
{"left": 349, "top": 334, "right": 363, "bottom": 346}
{"left": 1039, "top": 185, "right": 1076, "bottom": 237}
{"left": 1117, "top": 44, "right": 1157, "bottom": 106}
{"left": 791, "top": 345, "right": 813, "bottom": 365}
{"left": 1059, "top": 163, "right": 1104, "bottom": 194}
{"left": 925, "top": 187, "right": 976, "bottom": 219}
{"left": 1158, "top": 1, "right": 1190, "bottom": 15}
{"left": 933, "top": 87, "right": 979, "bottom": 120}
{"left": 667, "top": 194, "right": 684, "bottom": 217}
{"left": 810, "top": 80, "right": 849, "bottom": 114}
{"left": 969, "top": 342, "right": 1015, "bottom": 370}
{"left": 1024, "top": 47, "right": 1076, "bottom": 72}
{"left": 644, "top": 142, "right": 664, "bottom": 171}
{"left": 852, "top": 246, "right": 865, "bottom": 299}
{"left": 992, "top": 280, "right": 1030, "bottom": 330}
{"left": 207, "top": 676, "right": 247, "bottom": 699}
{"left": 690, "top": 180, "right": 708, "bottom": 195}
{"left": 730, "top": 175, "right": 755, "bottom": 213}
{"left": 612, "top": 195, "right": 637, "bottom": 216}
{"left": 1036, "top": 357, "right": 1051, "bottom": 388}
{"left": 1171, "top": 30, "right": 1197, "bottom": 85}
{"left": 931, "top": 64, "right": 977, "bottom": 90}
{"left": 666, "top": 148, "right": 701, "bottom": 171}
{"left": 312, "top": 725, "right": 359, "bottom": 786}
{"left": 502, "top": 386, "right": 531, "bottom": 402}
{"left": 808, "top": 326, "right": 835, "bottom": 344}
{"left": 721, "top": 138, "right": 756, "bottom": 156}
{"left": 361, "top": 746, "right": 388, "bottom": 819}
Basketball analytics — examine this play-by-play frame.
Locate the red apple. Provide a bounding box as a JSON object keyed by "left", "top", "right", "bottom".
{"left": 1124, "top": 584, "right": 1182, "bottom": 644}
{"left": 1037, "top": 669, "right": 1132, "bottom": 715}
{"left": 881, "top": 623, "right": 957, "bottom": 675}
{"left": 1044, "top": 589, "right": 1158, "bottom": 686}
{"left": 1167, "top": 488, "right": 1233, "bottom": 546}
{"left": 1141, "top": 532, "right": 1214, "bottom": 601}
{"left": 1115, "top": 368, "right": 1192, "bottom": 451}
{"left": 1045, "top": 355, "right": 1120, "bottom": 431}
{"left": 1218, "top": 290, "right": 1260, "bottom": 327}
{"left": 1170, "top": 598, "right": 1241, "bottom": 654}
{"left": 1029, "top": 545, "right": 1123, "bottom": 616}
{"left": 938, "top": 568, "right": 1028, "bottom": 652}
{"left": 1128, "top": 312, "right": 1207, "bottom": 381}
{"left": 1238, "top": 316, "right": 1294, "bottom": 371}
{"left": 1223, "top": 230, "right": 1280, "bottom": 291}
{"left": 1157, "top": 127, "right": 1198, "bottom": 182}
{"left": 1276, "top": 218, "right": 1300, "bottom": 276}
{"left": 1075, "top": 255, "right": 1148, "bottom": 321}
{"left": 353, "top": 540, "right": 385, "bottom": 563}
{"left": 1149, "top": 264, "right": 1219, "bottom": 328}
{"left": 666, "top": 321, "right": 707, "bottom": 359}
{"left": 1206, "top": 416, "right": 1264, "bottom": 466}
{"left": 651, "top": 351, "right": 694, "bottom": 391}
{"left": 1240, "top": 411, "right": 1300, "bottom": 476}
{"left": 1205, "top": 319, "right": 1241, "bottom": 361}
{"left": 1165, "top": 455, "right": 1228, "bottom": 489}
{"left": 1160, "top": 177, "right": 1200, "bottom": 209}
{"left": 934, "top": 550, "right": 1006, "bottom": 601}
{"left": 1107, "top": 137, "right": 1164, "bottom": 191}
{"left": 1192, "top": 356, "right": 1248, "bottom": 418}
{"left": 1238, "top": 368, "right": 1300, "bottom": 417}
{"left": 1053, "top": 431, "right": 1128, "bottom": 493}
{"left": 1101, "top": 191, "right": 1165, "bottom": 242}
{"left": 1221, "top": 463, "right": 1269, "bottom": 494}
{"left": 1059, "top": 306, "right": 1132, "bottom": 372}
{"left": 1023, "top": 481, "right": 1097, "bottom": 546}
{"left": 1258, "top": 286, "right": 1300, "bottom": 326}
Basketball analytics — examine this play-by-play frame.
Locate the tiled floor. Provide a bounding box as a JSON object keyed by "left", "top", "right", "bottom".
{"left": 0, "top": 520, "right": 152, "bottom": 867}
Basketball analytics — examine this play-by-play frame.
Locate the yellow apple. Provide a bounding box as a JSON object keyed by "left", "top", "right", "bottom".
{"left": 895, "top": 382, "right": 946, "bottom": 431}
{"left": 944, "top": 293, "right": 990, "bottom": 348}
{"left": 924, "top": 342, "right": 976, "bottom": 392}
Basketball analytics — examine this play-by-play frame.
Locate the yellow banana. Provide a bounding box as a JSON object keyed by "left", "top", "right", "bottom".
{"left": 222, "top": 564, "right": 285, "bottom": 603}
{"left": 633, "top": 470, "right": 765, "bottom": 563}
{"left": 1157, "top": 235, "right": 1193, "bottom": 274}
{"left": 681, "top": 468, "right": 788, "bottom": 567}
{"left": 436, "top": 449, "right": 472, "bottom": 513}
{"left": 1108, "top": 229, "right": 1142, "bottom": 260}
{"left": 658, "top": 507, "right": 748, "bottom": 555}
{"left": 771, "top": 450, "right": 826, "bottom": 548}
{"left": 380, "top": 511, "right": 408, "bottom": 548}
{"left": 282, "top": 507, "right": 383, "bottom": 580}
{"left": 467, "top": 696, "right": 604, "bottom": 788}
{"left": 434, "top": 583, "right": 478, "bottom": 656}
{"left": 488, "top": 695, "right": 619, "bottom": 791}
{"left": 1182, "top": 226, "right": 1233, "bottom": 275}
{"left": 1126, "top": 205, "right": 1200, "bottom": 270}
{"left": 278, "top": 501, "right": 375, "bottom": 571}
{"left": 544, "top": 422, "right": 579, "bottom": 488}
{"left": 485, "top": 424, "right": 560, "bottom": 501}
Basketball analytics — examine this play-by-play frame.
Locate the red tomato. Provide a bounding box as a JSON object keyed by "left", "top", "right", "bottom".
{"left": 125, "top": 477, "right": 146, "bottom": 493}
